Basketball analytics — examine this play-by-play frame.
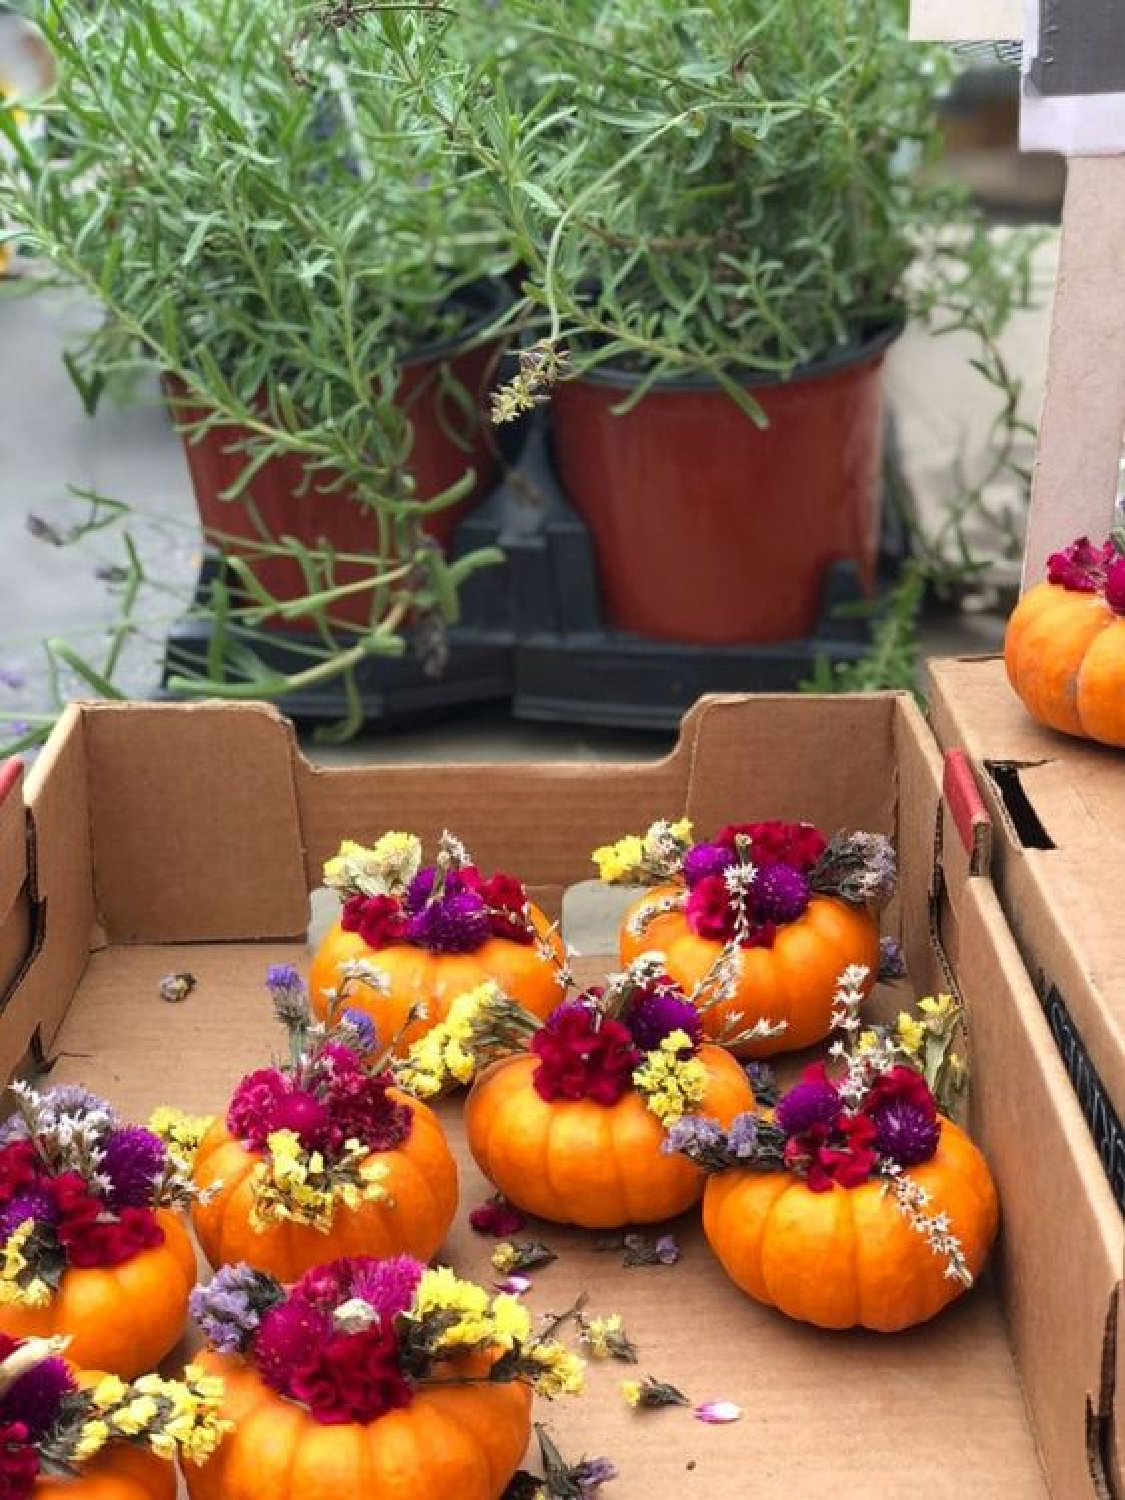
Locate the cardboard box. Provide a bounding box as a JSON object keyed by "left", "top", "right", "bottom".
{"left": 0, "top": 695, "right": 1120, "bottom": 1498}
{"left": 930, "top": 656, "right": 1125, "bottom": 1212}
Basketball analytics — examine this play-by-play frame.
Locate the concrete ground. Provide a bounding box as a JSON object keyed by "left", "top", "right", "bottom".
{"left": 0, "top": 262, "right": 1051, "bottom": 766}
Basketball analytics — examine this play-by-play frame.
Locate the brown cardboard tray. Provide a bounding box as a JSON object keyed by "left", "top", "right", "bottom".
{"left": 0, "top": 694, "right": 1120, "bottom": 1499}
{"left": 929, "top": 655, "right": 1125, "bottom": 1208}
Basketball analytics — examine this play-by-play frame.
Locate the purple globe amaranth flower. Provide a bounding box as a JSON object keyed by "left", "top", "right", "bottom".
{"left": 409, "top": 892, "right": 490, "bottom": 953}
{"left": 775, "top": 1064, "right": 842, "bottom": 1136}
{"left": 0, "top": 1354, "right": 75, "bottom": 1440}
{"left": 751, "top": 862, "right": 811, "bottom": 925}
{"left": 627, "top": 989, "right": 703, "bottom": 1053}
{"left": 0, "top": 1189, "right": 58, "bottom": 1240}
{"left": 101, "top": 1125, "right": 168, "bottom": 1209}
{"left": 349, "top": 1255, "right": 425, "bottom": 1321}
{"left": 1105, "top": 556, "right": 1125, "bottom": 614}
{"left": 871, "top": 1101, "right": 940, "bottom": 1167}
{"left": 404, "top": 866, "right": 437, "bottom": 914}
{"left": 683, "top": 843, "right": 735, "bottom": 888}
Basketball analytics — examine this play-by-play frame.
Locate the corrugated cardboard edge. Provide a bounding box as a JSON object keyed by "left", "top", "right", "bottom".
{"left": 0, "top": 708, "right": 97, "bottom": 1079}
{"left": 928, "top": 657, "right": 1125, "bottom": 1189}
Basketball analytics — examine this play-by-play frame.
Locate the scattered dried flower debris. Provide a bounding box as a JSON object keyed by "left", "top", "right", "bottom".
{"left": 492, "top": 1240, "right": 559, "bottom": 1274}
{"left": 622, "top": 1375, "right": 690, "bottom": 1410}
{"left": 159, "top": 971, "right": 197, "bottom": 1004}
{"left": 470, "top": 1193, "right": 527, "bottom": 1237}
{"left": 579, "top": 1312, "right": 637, "bottom": 1363}
{"left": 694, "top": 1400, "right": 743, "bottom": 1424}
{"left": 595, "top": 1231, "right": 680, "bottom": 1268}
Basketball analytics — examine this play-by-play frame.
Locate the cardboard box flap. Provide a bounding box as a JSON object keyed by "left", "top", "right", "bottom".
{"left": 80, "top": 701, "right": 310, "bottom": 944}
{"left": 294, "top": 693, "right": 903, "bottom": 899}
{"left": 929, "top": 656, "right": 1125, "bottom": 1191}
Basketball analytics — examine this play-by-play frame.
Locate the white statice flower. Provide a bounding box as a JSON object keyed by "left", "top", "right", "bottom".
{"left": 335, "top": 958, "right": 391, "bottom": 993}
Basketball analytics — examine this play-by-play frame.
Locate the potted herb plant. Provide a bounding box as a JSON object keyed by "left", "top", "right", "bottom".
{"left": 0, "top": 0, "right": 514, "bottom": 693}
{"left": 376, "top": 0, "right": 1031, "bottom": 646}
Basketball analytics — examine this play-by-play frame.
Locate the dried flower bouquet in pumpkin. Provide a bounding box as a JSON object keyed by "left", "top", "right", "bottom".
{"left": 596, "top": 818, "right": 897, "bottom": 1054}
{"left": 397, "top": 956, "right": 756, "bottom": 1228}
{"left": 0, "top": 1333, "right": 228, "bottom": 1499}
{"left": 188, "top": 965, "right": 457, "bottom": 1280}
{"left": 184, "top": 1254, "right": 584, "bottom": 1500}
{"left": 0, "top": 1086, "right": 200, "bottom": 1377}
{"left": 309, "top": 830, "right": 568, "bottom": 1050}
{"left": 1004, "top": 532, "right": 1125, "bottom": 748}
{"left": 669, "top": 967, "right": 998, "bottom": 1332}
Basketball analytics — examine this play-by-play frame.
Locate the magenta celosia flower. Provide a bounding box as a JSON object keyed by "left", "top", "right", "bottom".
{"left": 685, "top": 875, "right": 737, "bottom": 941}
{"left": 0, "top": 1190, "right": 56, "bottom": 1242}
{"left": 254, "top": 1296, "right": 333, "bottom": 1389}
{"left": 227, "top": 1068, "right": 293, "bottom": 1149}
{"left": 750, "top": 862, "right": 811, "bottom": 925}
{"left": 323, "top": 1071, "right": 412, "bottom": 1152}
{"left": 349, "top": 1256, "right": 425, "bottom": 1321}
{"left": 626, "top": 989, "right": 703, "bottom": 1053}
{"left": 1046, "top": 536, "right": 1115, "bottom": 593}
{"left": 1105, "top": 556, "right": 1125, "bottom": 614}
{"left": 530, "top": 1005, "right": 641, "bottom": 1105}
{"left": 101, "top": 1126, "right": 168, "bottom": 1209}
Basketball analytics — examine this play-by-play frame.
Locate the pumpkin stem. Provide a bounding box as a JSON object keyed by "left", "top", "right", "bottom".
{"left": 0, "top": 1336, "right": 71, "bottom": 1397}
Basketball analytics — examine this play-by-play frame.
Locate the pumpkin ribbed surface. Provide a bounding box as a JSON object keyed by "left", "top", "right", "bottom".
{"left": 465, "top": 1045, "right": 756, "bottom": 1228}
{"left": 34, "top": 1442, "right": 176, "bottom": 1500}
{"left": 309, "top": 908, "right": 566, "bottom": 1054}
{"left": 620, "top": 886, "right": 879, "bottom": 1055}
{"left": 702, "top": 1118, "right": 998, "bottom": 1332}
{"left": 191, "top": 1095, "right": 458, "bottom": 1279}
{"left": 0, "top": 1211, "right": 195, "bottom": 1378}
{"left": 182, "top": 1349, "right": 532, "bottom": 1500}
{"left": 1004, "top": 581, "right": 1125, "bottom": 747}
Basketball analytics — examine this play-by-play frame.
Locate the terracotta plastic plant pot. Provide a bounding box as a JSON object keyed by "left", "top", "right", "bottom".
{"left": 183, "top": 1349, "right": 532, "bottom": 1500}
{"left": 169, "top": 280, "right": 511, "bottom": 631}
{"left": 0, "top": 1210, "right": 196, "bottom": 1378}
{"left": 550, "top": 326, "right": 899, "bottom": 645}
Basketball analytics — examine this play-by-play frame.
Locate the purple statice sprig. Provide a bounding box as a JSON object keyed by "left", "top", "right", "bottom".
{"left": 190, "top": 1263, "right": 287, "bottom": 1354}
{"left": 663, "top": 1112, "right": 787, "bottom": 1174}
{"left": 809, "top": 831, "right": 897, "bottom": 909}
{"left": 593, "top": 1232, "right": 680, "bottom": 1268}
{"left": 504, "top": 1426, "right": 617, "bottom": 1499}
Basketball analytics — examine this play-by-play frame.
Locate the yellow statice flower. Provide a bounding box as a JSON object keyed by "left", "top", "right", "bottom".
{"left": 110, "top": 1396, "right": 160, "bottom": 1436}
{"left": 621, "top": 1380, "right": 642, "bottom": 1408}
{"left": 396, "top": 982, "right": 502, "bottom": 1095}
{"left": 895, "top": 1012, "right": 926, "bottom": 1057}
{"left": 148, "top": 1107, "right": 215, "bottom": 1172}
{"left": 917, "top": 994, "right": 958, "bottom": 1026}
{"left": 72, "top": 1420, "right": 110, "bottom": 1461}
{"left": 583, "top": 1314, "right": 625, "bottom": 1359}
{"left": 490, "top": 1293, "right": 532, "bottom": 1350}
{"left": 592, "top": 834, "right": 646, "bottom": 884}
{"left": 91, "top": 1375, "right": 128, "bottom": 1409}
{"left": 525, "top": 1341, "right": 585, "bottom": 1398}
{"left": 0, "top": 1220, "right": 49, "bottom": 1307}
{"left": 491, "top": 1241, "right": 519, "bottom": 1273}
{"left": 633, "top": 1031, "right": 708, "bottom": 1126}
{"left": 412, "top": 1266, "right": 493, "bottom": 1351}
{"left": 250, "top": 1132, "right": 390, "bottom": 1232}
{"left": 323, "top": 833, "right": 422, "bottom": 897}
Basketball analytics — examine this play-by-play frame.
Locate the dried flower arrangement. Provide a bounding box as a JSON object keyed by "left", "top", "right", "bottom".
{"left": 0, "top": 1333, "right": 227, "bottom": 1499}
{"left": 0, "top": 1086, "right": 200, "bottom": 1377}
{"left": 309, "top": 831, "right": 569, "bottom": 1047}
{"left": 1005, "top": 532, "right": 1125, "bottom": 748}
{"left": 594, "top": 818, "right": 897, "bottom": 1053}
{"left": 667, "top": 968, "right": 997, "bottom": 1331}
{"left": 395, "top": 957, "right": 756, "bottom": 1227}
{"left": 183, "top": 965, "right": 458, "bottom": 1281}
{"left": 184, "top": 1254, "right": 585, "bottom": 1498}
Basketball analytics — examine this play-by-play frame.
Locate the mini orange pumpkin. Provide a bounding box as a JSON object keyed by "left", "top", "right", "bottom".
{"left": 621, "top": 884, "right": 879, "bottom": 1055}
{"left": 309, "top": 912, "right": 566, "bottom": 1055}
{"left": 464, "top": 1045, "right": 756, "bottom": 1228}
{"left": 702, "top": 1117, "right": 998, "bottom": 1332}
{"left": 34, "top": 1444, "right": 176, "bottom": 1500}
{"left": 182, "top": 1348, "right": 531, "bottom": 1500}
{"left": 191, "top": 1094, "right": 458, "bottom": 1280}
{"left": 0, "top": 1210, "right": 195, "bottom": 1378}
{"left": 1005, "top": 576, "right": 1125, "bottom": 748}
